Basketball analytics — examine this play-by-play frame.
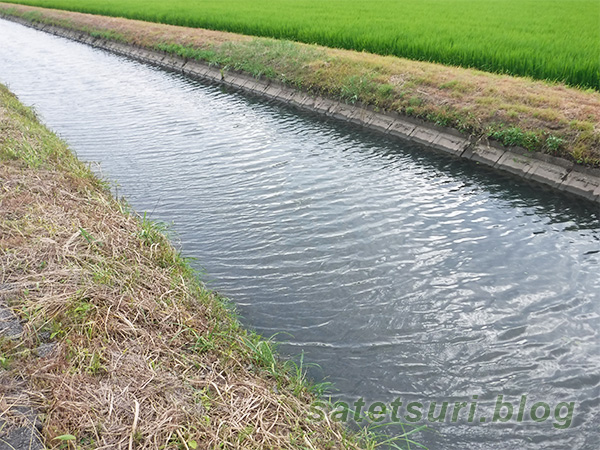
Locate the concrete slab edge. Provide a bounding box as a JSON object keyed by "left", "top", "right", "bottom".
{"left": 3, "top": 13, "right": 599, "bottom": 205}
{"left": 1, "top": 289, "right": 48, "bottom": 450}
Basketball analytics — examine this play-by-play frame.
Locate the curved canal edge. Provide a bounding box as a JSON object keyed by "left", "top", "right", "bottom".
{"left": 0, "top": 83, "right": 393, "bottom": 449}
{"left": 1, "top": 11, "right": 600, "bottom": 205}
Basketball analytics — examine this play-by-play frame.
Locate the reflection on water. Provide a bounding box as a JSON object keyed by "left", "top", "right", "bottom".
{"left": 1, "top": 19, "right": 599, "bottom": 449}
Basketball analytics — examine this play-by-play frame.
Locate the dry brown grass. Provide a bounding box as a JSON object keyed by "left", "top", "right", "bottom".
{"left": 0, "top": 2, "right": 250, "bottom": 48}
{"left": 0, "top": 86, "right": 368, "bottom": 449}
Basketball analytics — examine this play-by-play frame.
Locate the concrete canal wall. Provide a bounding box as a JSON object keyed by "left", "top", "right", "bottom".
{"left": 3, "top": 14, "right": 600, "bottom": 205}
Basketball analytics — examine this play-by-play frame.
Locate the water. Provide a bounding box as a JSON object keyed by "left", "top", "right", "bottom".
{"left": 1, "top": 19, "right": 599, "bottom": 449}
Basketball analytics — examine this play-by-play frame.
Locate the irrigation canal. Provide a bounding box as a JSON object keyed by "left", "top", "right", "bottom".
{"left": 1, "top": 19, "right": 599, "bottom": 449}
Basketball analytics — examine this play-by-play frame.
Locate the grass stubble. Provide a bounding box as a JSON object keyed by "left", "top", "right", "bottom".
{"left": 0, "top": 3, "right": 599, "bottom": 167}
{"left": 0, "top": 85, "right": 424, "bottom": 449}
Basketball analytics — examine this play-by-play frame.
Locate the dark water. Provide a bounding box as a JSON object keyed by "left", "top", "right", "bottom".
{"left": 1, "top": 19, "right": 599, "bottom": 449}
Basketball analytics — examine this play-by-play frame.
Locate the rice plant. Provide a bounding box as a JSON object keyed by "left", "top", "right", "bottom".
{"left": 5, "top": 0, "right": 599, "bottom": 89}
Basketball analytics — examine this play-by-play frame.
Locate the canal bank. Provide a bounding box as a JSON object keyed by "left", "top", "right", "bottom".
{"left": 2, "top": 16, "right": 599, "bottom": 449}
{"left": 1, "top": 3, "right": 600, "bottom": 205}
{"left": 0, "top": 84, "right": 386, "bottom": 449}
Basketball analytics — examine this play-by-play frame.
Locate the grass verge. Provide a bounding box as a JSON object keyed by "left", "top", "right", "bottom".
{"left": 1, "top": 0, "right": 598, "bottom": 90}
{"left": 0, "top": 84, "right": 426, "bottom": 449}
{"left": 0, "top": 3, "right": 599, "bottom": 168}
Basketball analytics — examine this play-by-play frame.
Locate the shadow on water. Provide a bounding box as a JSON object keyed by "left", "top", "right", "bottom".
{"left": 229, "top": 87, "right": 600, "bottom": 227}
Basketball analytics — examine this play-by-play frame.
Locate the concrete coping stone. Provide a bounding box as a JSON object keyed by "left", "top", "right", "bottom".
{"left": 139, "top": 49, "right": 156, "bottom": 60}
{"left": 239, "top": 75, "right": 257, "bottom": 88}
{"left": 388, "top": 120, "right": 416, "bottom": 140}
{"left": 276, "top": 88, "right": 296, "bottom": 103}
{"left": 227, "top": 75, "right": 247, "bottom": 88}
{"left": 348, "top": 108, "right": 374, "bottom": 126}
{"left": 463, "top": 142, "right": 506, "bottom": 167}
{"left": 204, "top": 67, "right": 222, "bottom": 82}
{"left": 559, "top": 169, "right": 600, "bottom": 201}
{"left": 245, "top": 79, "right": 265, "bottom": 94}
{"left": 263, "top": 84, "right": 283, "bottom": 99}
{"left": 313, "top": 97, "right": 337, "bottom": 116}
{"left": 346, "top": 107, "right": 371, "bottom": 126}
{"left": 2, "top": 13, "right": 600, "bottom": 205}
{"left": 163, "top": 55, "right": 184, "bottom": 69}
{"left": 251, "top": 80, "right": 270, "bottom": 95}
{"left": 199, "top": 66, "right": 215, "bottom": 79}
{"left": 367, "top": 113, "right": 395, "bottom": 133}
{"left": 298, "top": 95, "right": 318, "bottom": 110}
{"left": 495, "top": 151, "right": 536, "bottom": 178}
{"left": 431, "top": 133, "right": 469, "bottom": 156}
{"left": 182, "top": 60, "right": 205, "bottom": 76}
{"left": 329, "top": 102, "right": 357, "bottom": 121}
{"left": 528, "top": 159, "right": 572, "bottom": 188}
{"left": 287, "top": 91, "right": 305, "bottom": 108}
{"left": 409, "top": 126, "right": 440, "bottom": 146}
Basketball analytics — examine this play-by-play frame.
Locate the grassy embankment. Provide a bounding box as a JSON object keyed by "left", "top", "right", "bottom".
{"left": 3, "top": 0, "right": 599, "bottom": 90}
{"left": 0, "top": 84, "right": 425, "bottom": 448}
{"left": 1, "top": 3, "right": 599, "bottom": 168}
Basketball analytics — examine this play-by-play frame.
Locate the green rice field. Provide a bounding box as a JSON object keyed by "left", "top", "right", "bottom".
{"left": 5, "top": 0, "right": 600, "bottom": 89}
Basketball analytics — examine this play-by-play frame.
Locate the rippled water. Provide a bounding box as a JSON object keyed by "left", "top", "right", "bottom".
{"left": 1, "top": 19, "right": 599, "bottom": 449}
